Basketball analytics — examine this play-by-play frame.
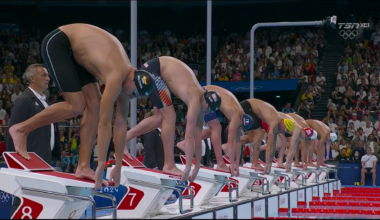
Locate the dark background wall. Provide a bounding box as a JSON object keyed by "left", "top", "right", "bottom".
{"left": 1, "top": 1, "right": 378, "bottom": 37}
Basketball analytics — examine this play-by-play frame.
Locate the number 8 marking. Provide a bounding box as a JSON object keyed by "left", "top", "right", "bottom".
{"left": 21, "top": 206, "right": 32, "bottom": 219}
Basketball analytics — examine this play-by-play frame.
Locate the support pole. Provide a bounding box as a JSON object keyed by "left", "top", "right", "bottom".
{"left": 206, "top": 0, "right": 212, "bottom": 85}
{"left": 249, "top": 21, "right": 323, "bottom": 98}
{"left": 129, "top": 0, "right": 138, "bottom": 157}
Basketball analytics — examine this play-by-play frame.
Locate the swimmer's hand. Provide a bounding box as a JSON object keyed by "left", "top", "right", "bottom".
{"left": 189, "top": 166, "right": 200, "bottom": 182}
{"left": 94, "top": 165, "right": 107, "bottom": 190}
{"left": 181, "top": 168, "right": 191, "bottom": 183}
{"left": 109, "top": 166, "right": 121, "bottom": 188}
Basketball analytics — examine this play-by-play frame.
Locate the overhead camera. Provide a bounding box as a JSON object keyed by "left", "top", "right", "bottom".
{"left": 322, "top": 15, "right": 337, "bottom": 29}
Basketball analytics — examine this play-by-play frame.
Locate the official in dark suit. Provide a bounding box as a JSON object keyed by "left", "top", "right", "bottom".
{"left": 6, "top": 63, "right": 60, "bottom": 216}
{"left": 143, "top": 127, "right": 164, "bottom": 170}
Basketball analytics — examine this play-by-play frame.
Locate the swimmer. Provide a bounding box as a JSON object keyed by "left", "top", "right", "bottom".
{"left": 124, "top": 57, "right": 221, "bottom": 182}
{"left": 259, "top": 112, "right": 307, "bottom": 171}
{"left": 9, "top": 24, "right": 155, "bottom": 189}
{"left": 285, "top": 113, "right": 318, "bottom": 171}
{"left": 177, "top": 85, "right": 253, "bottom": 176}
{"left": 305, "top": 119, "right": 337, "bottom": 169}
{"left": 239, "top": 98, "right": 295, "bottom": 174}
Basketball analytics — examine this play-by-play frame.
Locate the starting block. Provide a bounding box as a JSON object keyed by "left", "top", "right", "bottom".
{"left": 242, "top": 158, "right": 323, "bottom": 190}
{"left": 180, "top": 156, "right": 251, "bottom": 202}
{"left": 0, "top": 152, "right": 117, "bottom": 219}
{"left": 175, "top": 159, "right": 235, "bottom": 205}
{"left": 222, "top": 156, "right": 290, "bottom": 194}
{"left": 105, "top": 155, "right": 194, "bottom": 218}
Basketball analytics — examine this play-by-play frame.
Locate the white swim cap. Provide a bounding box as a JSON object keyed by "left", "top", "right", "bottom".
{"left": 310, "top": 130, "right": 318, "bottom": 140}
{"left": 330, "top": 133, "right": 337, "bottom": 142}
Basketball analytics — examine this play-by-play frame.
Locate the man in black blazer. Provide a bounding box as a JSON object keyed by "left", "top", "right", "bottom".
{"left": 7, "top": 63, "right": 60, "bottom": 163}
{"left": 143, "top": 127, "right": 164, "bottom": 170}
{"left": 6, "top": 64, "right": 60, "bottom": 216}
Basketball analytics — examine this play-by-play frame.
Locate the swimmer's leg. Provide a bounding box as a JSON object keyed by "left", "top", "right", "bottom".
{"left": 10, "top": 92, "right": 86, "bottom": 160}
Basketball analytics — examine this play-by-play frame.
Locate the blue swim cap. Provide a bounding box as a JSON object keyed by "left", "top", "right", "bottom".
{"left": 242, "top": 114, "right": 253, "bottom": 131}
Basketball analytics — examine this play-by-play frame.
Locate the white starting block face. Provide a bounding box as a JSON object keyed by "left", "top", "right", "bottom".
{"left": 106, "top": 155, "right": 193, "bottom": 218}
{"left": 175, "top": 164, "right": 226, "bottom": 206}
{"left": 0, "top": 152, "right": 104, "bottom": 219}
{"left": 222, "top": 156, "right": 282, "bottom": 191}
{"left": 179, "top": 156, "right": 252, "bottom": 200}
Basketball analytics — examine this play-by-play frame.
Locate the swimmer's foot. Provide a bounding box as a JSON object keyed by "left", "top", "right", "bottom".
{"left": 251, "top": 164, "right": 265, "bottom": 170}
{"left": 307, "top": 163, "right": 317, "bottom": 167}
{"left": 321, "top": 162, "right": 329, "bottom": 167}
{"left": 300, "top": 163, "right": 308, "bottom": 171}
{"left": 9, "top": 125, "right": 29, "bottom": 160}
{"left": 276, "top": 163, "right": 285, "bottom": 169}
{"left": 216, "top": 163, "right": 231, "bottom": 173}
{"left": 75, "top": 166, "right": 108, "bottom": 186}
{"left": 163, "top": 165, "right": 184, "bottom": 177}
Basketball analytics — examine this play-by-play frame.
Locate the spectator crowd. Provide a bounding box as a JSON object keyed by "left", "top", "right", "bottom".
{"left": 211, "top": 27, "right": 327, "bottom": 82}
{"left": 326, "top": 15, "right": 380, "bottom": 167}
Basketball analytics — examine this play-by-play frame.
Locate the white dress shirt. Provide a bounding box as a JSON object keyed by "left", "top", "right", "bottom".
{"left": 29, "top": 87, "right": 55, "bottom": 150}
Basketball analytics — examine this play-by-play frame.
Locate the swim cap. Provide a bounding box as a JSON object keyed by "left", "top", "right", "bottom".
{"left": 133, "top": 70, "right": 155, "bottom": 97}
{"left": 310, "top": 130, "right": 318, "bottom": 140}
{"left": 242, "top": 114, "right": 253, "bottom": 131}
{"left": 303, "top": 128, "right": 314, "bottom": 139}
{"left": 330, "top": 133, "right": 337, "bottom": 142}
{"left": 204, "top": 90, "right": 221, "bottom": 112}
{"left": 283, "top": 118, "right": 295, "bottom": 132}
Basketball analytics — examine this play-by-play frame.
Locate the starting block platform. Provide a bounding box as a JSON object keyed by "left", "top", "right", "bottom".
{"left": 105, "top": 155, "right": 196, "bottom": 219}
{"left": 0, "top": 152, "right": 340, "bottom": 219}
{"left": 0, "top": 152, "right": 117, "bottom": 219}
{"left": 101, "top": 155, "right": 340, "bottom": 219}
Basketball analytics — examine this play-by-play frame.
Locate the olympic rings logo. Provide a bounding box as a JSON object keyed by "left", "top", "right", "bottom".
{"left": 0, "top": 191, "right": 11, "bottom": 203}
{"left": 339, "top": 30, "right": 358, "bottom": 39}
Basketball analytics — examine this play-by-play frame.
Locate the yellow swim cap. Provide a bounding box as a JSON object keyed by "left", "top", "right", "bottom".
{"left": 284, "top": 119, "right": 295, "bottom": 132}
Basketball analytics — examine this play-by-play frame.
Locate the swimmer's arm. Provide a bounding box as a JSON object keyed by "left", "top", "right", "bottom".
{"left": 194, "top": 113, "right": 204, "bottom": 170}
{"left": 227, "top": 115, "right": 240, "bottom": 166}
{"left": 183, "top": 100, "right": 201, "bottom": 169}
{"left": 289, "top": 128, "right": 301, "bottom": 152}
{"left": 113, "top": 94, "right": 130, "bottom": 168}
{"left": 267, "top": 124, "right": 277, "bottom": 159}
{"left": 97, "top": 77, "right": 122, "bottom": 168}
{"left": 317, "top": 136, "right": 326, "bottom": 167}
{"left": 289, "top": 127, "right": 301, "bottom": 151}
{"left": 325, "top": 141, "right": 331, "bottom": 160}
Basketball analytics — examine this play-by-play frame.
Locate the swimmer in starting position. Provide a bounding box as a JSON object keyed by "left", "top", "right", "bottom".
{"left": 284, "top": 113, "right": 317, "bottom": 171}
{"left": 305, "top": 119, "right": 337, "bottom": 169}
{"left": 124, "top": 57, "right": 221, "bottom": 182}
{"left": 9, "top": 24, "right": 155, "bottom": 189}
{"left": 239, "top": 98, "right": 295, "bottom": 174}
{"left": 177, "top": 85, "right": 253, "bottom": 176}
{"left": 259, "top": 112, "right": 309, "bottom": 171}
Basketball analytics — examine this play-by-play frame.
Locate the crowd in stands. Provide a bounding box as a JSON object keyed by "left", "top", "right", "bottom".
{"left": 211, "top": 27, "right": 327, "bottom": 82}
{"left": 328, "top": 16, "right": 380, "bottom": 164}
